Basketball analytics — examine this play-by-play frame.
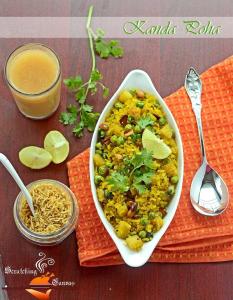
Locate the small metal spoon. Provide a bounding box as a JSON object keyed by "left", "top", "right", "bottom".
{"left": 185, "top": 67, "right": 229, "bottom": 216}
{"left": 0, "top": 153, "right": 35, "bottom": 216}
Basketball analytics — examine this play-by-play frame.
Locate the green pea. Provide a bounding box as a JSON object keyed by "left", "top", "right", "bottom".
{"left": 159, "top": 117, "right": 166, "bottom": 126}
{"left": 99, "top": 130, "right": 106, "bottom": 138}
{"left": 134, "top": 125, "right": 141, "bottom": 133}
{"left": 117, "top": 136, "right": 125, "bottom": 145}
{"left": 95, "top": 142, "right": 102, "bottom": 150}
{"left": 148, "top": 212, "right": 156, "bottom": 220}
{"left": 110, "top": 135, "right": 118, "bottom": 144}
{"left": 125, "top": 124, "right": 132, "bottom": 130}
{"left": 104, "top": 190, "right": 113, "bottom": 199}
{"left": 130, "top": 231, "right": 137, "bottom": 236}
{"left": 95, "top": 150, "right": 102, "bottom": 155}
{"left": 98, "top": 166, "right": 108, "bottom": 176}
{"left": 106, "top": 161, "right": 113, "bottom": 168}
{"left": 171, "top": 176, "right": 179, "bottom": 184}
{"left": 114, "top": 102, "right": 123, "bottom": 109}
{"left": 140, "top": 218, "right": 149, "bottom": 226}
{"left": 102, "top": 152, "right": 108, "bottom": 159}
{"left": 136, "top": 101, "right": 144, "bottom": 108}
{"left": 94, "top": 175, "right": 104, "bottom": 185}
{"left": 167, "top": 185, "right": 175, "bottom": 195}
{"left": 142, "top": 238, "right": 149, "bottom": 242}
{"left": 139, "top": 230, "right": 147, "bottom": 238}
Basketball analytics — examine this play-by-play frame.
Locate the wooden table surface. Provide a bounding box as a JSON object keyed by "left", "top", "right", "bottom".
{"left": 1, "top": 1, "right": 233, "bottom": 299}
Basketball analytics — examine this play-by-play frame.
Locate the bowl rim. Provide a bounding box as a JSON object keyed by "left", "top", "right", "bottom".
{"left": 89, "top": 69, "right": 184, "bottom": 267}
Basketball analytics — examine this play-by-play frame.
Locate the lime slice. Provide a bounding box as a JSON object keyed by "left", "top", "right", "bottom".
{"left": 19, "top": 146, "right": 52, "bottom": 169}
{"left": 142, "top": 128, "right": 172, "bottom": 159}
{"left": 44, "top": 130, "right": 69, "bottom": 164}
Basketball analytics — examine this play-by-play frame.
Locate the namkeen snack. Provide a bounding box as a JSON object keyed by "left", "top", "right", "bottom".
{"left": 93, "top": 89, "right": 178, "bottom": 251}
{"left": 19, "top": 182, "right": 72, "bottom": 234}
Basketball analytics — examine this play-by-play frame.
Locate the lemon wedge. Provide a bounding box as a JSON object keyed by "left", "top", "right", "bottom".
{"left": 142, "top": 128, "right": 172, "bottom": 159}
{"left": 19, "top": 146, "right": 52, "bottom": 169}
{"left": 44, "top": 130, "right": 69, "bottom": 164}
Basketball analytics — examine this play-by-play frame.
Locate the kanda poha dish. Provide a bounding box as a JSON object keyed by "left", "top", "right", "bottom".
{"left": 93, "top": 89, "right": 178, "bottom": 251}
{"left": 90, "top": 70, "right": 183, "bottom": 267}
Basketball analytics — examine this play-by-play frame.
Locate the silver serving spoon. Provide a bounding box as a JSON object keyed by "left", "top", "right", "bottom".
{"left": 185, "top": 67, "right": 229, "bottom": 216}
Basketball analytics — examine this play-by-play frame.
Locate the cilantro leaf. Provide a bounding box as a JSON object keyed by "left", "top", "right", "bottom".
{"left": 95, "top": 40, "right": 110, "bottom": 58}
{"left": 131, "top": 153, "right": 144, "bottom": 171}
{"left": 89, "top": 69, "right": 102, "bottom": 94}
{"left": 132, "top": 169, "right": 154, "bottom": 194}
{"left": 82, "top": 104, "right": 93, "bottom": 112}
{"left": 133, "top": 182, "right": 147, "bottom": 195}
{"left": 107, "top": 172, "right": 130, "bottom": 193}
{"left": 67, "top": 104, "right": 79, "bottom": 114}
{"left": 60, "top": 112, "right": 74, "bottom": 125}
{"left": 64, "top": 76, "right": 83, "bottom": 90}
{"left": 95, "top": 38, "right": 124, "bottom": 59}
{"left": 137, "top": 116, "right": 154, "bottom": 129}
{"left": 59, "top": 105, "right": 78, "bottom": 125}
{"left": 91, "top": 69, "right": 102, "bottom": 82}
{"left": 81, "top": 108, "right": 99, "bottom": 132}
{"left": 141, "top": 149, "right": 154, "bottom": 169}
{"left": 109, "top": 40, "right": 124, "bottom": 58}
{"left": 134, "top": 170, "right": 154, "bottom": 185}
{"left": 110, "top": 46, "right": 124, "bottom": 58}
{"left": 75, "top": 88, "right": 86, "bottom": 104}
{"left": 73, "top": 121, "right": 84, "bottom": 137}
{"left": 130, "top": 149, "right": 154, "bottom": 173}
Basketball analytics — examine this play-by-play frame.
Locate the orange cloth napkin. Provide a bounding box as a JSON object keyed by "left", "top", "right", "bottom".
{"left": 67, "top": 56, "right": 233, "bottom": 266}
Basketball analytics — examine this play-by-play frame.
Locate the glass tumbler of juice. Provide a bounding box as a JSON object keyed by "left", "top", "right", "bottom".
{"left": 5, "top": 43, "right": 61, "bottom": 119}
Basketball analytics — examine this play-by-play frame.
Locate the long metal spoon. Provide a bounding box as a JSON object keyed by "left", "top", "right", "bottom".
{"left": 0, "top": 153, "right": 35, "bottom": 216}
{"left": 185, "top": 67, "right": 229, "bottom": 216}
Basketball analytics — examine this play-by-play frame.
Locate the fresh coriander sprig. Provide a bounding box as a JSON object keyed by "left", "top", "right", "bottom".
{"left": 60, "top": 5, "right": 123, "bottom": 138}
{"left": 107, "top": 150, "right": 155, "bottom": 195}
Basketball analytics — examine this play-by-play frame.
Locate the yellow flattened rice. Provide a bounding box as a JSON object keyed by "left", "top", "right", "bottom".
{"left": 94, "top": 89, "right": 178, "bottom": 251}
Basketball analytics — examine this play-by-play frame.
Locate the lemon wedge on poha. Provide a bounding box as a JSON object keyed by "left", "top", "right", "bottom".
{"left": 19, "top": 146, "right": 52, "bottom": 169}
{"left": 142, "top": 128, "right": 171, "bottom": 159}
{"left": 44, "top": 130, "right": 69, "bottom": 164}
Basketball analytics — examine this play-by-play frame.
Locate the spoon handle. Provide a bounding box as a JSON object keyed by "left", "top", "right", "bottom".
{"left": 185, "top": 68, "right": 207, "bottom": 161}
{"left": 0, "top": 153, "right": 35, "bottom": 216}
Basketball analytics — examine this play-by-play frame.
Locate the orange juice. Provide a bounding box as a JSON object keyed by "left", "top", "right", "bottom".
{"left": 5, "top": 43, "right": 61, "bottom": 119}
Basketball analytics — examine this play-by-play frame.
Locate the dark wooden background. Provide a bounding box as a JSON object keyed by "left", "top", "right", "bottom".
{"left": 1, "top": 1, "right": 233, "bottom": 299}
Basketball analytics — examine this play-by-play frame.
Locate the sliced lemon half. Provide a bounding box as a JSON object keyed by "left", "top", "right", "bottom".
{"left": 142, "top": 128, "right": 172, "bottom": 159}
{"left": 19, "top": 146, "right": 52, "bottom": 169}
{"left": 44, "top": 130, "right": 69, "bottom": 164}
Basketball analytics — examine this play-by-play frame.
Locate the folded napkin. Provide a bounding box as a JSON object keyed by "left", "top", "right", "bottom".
{"left": 68, "top": 56, "right": 233, "bottom": 266}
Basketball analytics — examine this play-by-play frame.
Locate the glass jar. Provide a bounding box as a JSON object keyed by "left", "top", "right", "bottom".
{"left": 5, "top": 43, "right": 61, "bottom": 119}
{"left": 13, "top": 179, "right": 79, "bottom": 246}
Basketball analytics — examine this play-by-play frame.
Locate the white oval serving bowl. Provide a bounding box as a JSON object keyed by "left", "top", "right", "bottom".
{"left": 90, "top": 69, "right": 184, "bottom": 267}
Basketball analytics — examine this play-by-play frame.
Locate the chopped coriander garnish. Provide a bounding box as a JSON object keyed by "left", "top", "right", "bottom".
{"left": 107, "top": 172, "right": 130, "bottom": 193}
{"left": 137, "top": 116, "right": 154, "bottom": 130}
{"left": 132, "top": 182, "right": 147, "bottom": 195}
{"left": 130, "top": 149, "right": 154, "bottom": 173}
